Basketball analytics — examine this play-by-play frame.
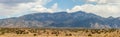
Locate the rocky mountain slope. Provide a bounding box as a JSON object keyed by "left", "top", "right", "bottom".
{"left": 0, "top": 11, "right": 120, "bottom": 28}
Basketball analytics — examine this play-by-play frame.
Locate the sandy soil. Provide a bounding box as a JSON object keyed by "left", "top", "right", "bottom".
{"left": 0, "top": 28, "right": 120, "bottom": 37}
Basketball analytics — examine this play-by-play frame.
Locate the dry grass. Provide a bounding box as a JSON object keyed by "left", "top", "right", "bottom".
{"left": 0, "top": 28, "right": 120, "bottom": 37}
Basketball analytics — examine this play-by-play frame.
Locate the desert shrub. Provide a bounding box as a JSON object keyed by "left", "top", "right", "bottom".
{"left": 33, "top": 34, "right": 37, "bottom": 36}
{"left": 88, "top": 34, "right": 92, "bottom": 36}
{"left": 51, "top": 31, "right": 59, "bottom": 34}
{"left": 42, "top": 30, "right": 46, "bottom": 33}
{"left": 28, "top": 29, "right": 39, "bottom": 33}
{"left": 109, "top": 29, "right": 116, "bottom": 32}
{"left": 65, "top": 33, "right": 72, "bottom": 36}
{"left": 51, "top": 31, "right": 59, "bottom": 36}
{"left": 16, "top": 30, "right": 28, "bottom": 34}
{"left": 85, "top": 30, "right": 89, "bottom": 33}
{"left": 0, "top": 32, "right": 5, "bottom": 35}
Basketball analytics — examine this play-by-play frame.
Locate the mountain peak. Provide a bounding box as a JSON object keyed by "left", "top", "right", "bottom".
{"left": 107, "top": 16, "right": 115, "bottom": 20}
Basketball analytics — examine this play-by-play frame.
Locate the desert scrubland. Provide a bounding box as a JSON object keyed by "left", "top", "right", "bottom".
{"left": 0, "top": 28, "right": 120, "bottom": 37}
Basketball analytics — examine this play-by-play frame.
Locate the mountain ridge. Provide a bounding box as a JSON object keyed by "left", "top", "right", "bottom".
{"left": 0, "top": 11, "right": 120, "bottom": 28}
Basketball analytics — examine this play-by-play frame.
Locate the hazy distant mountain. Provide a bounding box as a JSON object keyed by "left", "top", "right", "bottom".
{"left": 0, "top": 11, "right": 120, "bottom": 28}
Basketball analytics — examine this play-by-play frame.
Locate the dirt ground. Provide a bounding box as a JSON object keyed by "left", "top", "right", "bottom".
{"left": 0, "top": 28, "right": 120, "bottom": 37}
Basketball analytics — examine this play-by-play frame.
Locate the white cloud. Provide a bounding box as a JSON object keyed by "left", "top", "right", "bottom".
{"left": 0, "top": 3, "right": 33, "bottom": 17}
{"left": 87, "top": 0, "right": 98, "bottom": 2}
{"left": 67, "top": 4, "right": 120, "bottom": 17}
{"left": 87, "top": 0, "right": 120, "bottom": 4}
{"left": 0, "top": 0, "right": 120, "bottom": 18}
{"left": 51, "top": 3, "right": 58, "bottom": 12}
{"left": 0, "top": 0, "right": 53, "bottom": 18}
{"left": 67, "top": 0, "right": 120, "bottom": 17}
{"left": 30, "top": 3, "right": 58, "bottom": 13}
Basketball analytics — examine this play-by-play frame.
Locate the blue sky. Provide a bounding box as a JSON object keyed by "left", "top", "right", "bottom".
{"left": 0, "top": 0, "right": 120, "bottom": 19}
{"left": 45, "top": 0, "right": 86, "bottom": 9}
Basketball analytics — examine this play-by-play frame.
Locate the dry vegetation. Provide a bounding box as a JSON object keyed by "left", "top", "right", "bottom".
{"left": 0, "top": 28, "right": 120, "bottom": 37}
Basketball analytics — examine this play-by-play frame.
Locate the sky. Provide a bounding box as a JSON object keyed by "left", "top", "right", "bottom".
{"left": 0, "top": 0, "right": 120, "bottom": 19}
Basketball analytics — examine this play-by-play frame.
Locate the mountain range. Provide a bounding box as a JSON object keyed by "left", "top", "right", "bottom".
{"left": 0, "top": 11, "right": 120, "bottom": 28}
